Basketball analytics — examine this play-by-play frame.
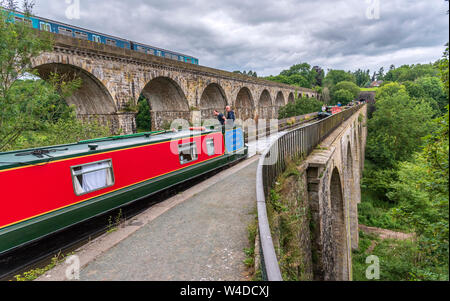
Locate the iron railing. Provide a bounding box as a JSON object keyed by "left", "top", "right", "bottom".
{"left": 255, "top": 105, "right": 364, "bottom": 281}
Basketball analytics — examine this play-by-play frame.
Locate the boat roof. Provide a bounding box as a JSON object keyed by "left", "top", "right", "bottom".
{"left": 0, "top": 129, "right": 218, "bottom": 170}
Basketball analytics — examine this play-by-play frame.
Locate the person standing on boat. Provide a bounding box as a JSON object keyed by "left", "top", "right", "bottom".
{"left": 214, "top": 110, "right": 226, "bottom": 126}
{"left": 225, "top": 106, "right": 235, "bottom": 127}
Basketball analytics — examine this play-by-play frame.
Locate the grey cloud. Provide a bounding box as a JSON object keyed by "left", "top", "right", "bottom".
{"left": 31, "top": 0, "right": 449, "bottom": 76}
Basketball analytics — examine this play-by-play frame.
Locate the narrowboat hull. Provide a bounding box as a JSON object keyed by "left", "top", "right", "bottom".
{"left": 0, "top": 150, "right": 246, "bottom": 256}
{"left": 0, "top": 128, "right": 247, "bottom": 256}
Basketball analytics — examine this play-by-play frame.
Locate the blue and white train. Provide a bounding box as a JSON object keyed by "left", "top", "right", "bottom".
{"left": 4, "top": 9, "right": 199, "bottom": 65}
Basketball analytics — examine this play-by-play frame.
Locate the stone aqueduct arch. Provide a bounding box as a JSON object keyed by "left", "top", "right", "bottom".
{"left": 31, "top": 42, "right": 318, "bottom": 134}
{"left": 306, "top": 107, "right": 366, "bottom": 281}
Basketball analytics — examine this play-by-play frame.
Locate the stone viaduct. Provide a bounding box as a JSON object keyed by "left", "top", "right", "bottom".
{"left": 305, "top": 105, "right": 367, "bottom": 280}
{"left": 30, "top": 34, "right": 318, "bottom": 134}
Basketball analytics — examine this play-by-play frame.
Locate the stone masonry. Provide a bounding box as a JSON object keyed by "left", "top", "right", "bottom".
{"left": 31, "top": 34, "right": 319, "bottom": 134}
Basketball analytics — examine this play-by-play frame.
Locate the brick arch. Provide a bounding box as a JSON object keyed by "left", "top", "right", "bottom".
{"left": 33, "top": 62, "right": 117, "bottom": 113}
{"left": 329, "top": 167, "right": 349, "bottom": 281}
{"left": 234, "top": 87, "right": 255, "bottom": 121}
{"left": 273, "top": 91, "right": 285, "bottom": 119}
{"left": 288, "top": 92, "right": 295, "bottom": 103}
{"left": 140, "top": 76, "right": 190, "bottom": 130}
{"left": 31, "top": 61, "right": 122, "bottom": 131}
{"left": 199, "top": 83, "right": 228, "bottom": 120}
{"left": 258, "top": 89, "right": 272, "bottom": 120}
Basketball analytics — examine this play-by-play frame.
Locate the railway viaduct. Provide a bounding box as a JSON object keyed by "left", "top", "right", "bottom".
{"left": 30, "top": 34, "right": 318, "bottom": 134}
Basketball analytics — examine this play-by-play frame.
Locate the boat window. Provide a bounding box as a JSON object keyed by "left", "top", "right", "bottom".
{"left": 156, "top": 50, "right": 161, "bottom": 56}
{"left": 206, "top": 139, "right": 215, "bottom": 156}
{"left": 71, "top": 160, "right": 115, "bottom": 196}
{"left": 186, "top": 58, "right": 192, "bottom": 64}
{"left": 178, "top": 142, "right": 198, "bottom": 165}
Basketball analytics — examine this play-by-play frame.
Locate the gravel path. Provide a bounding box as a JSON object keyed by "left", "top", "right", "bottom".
{"left": 78, "top": 161, "right": 258, "bottom": 281}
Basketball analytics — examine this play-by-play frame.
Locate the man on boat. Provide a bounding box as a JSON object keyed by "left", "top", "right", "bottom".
{"left": 214, "top": 110, "right": 226, "bottom": 126}
{"left": 226, "top": 106, "right": 236, "bottom": 124}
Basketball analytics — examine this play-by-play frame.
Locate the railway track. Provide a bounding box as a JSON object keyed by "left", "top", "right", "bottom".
{"left": 0, "top": 117, "right": 319, "bottom": 281}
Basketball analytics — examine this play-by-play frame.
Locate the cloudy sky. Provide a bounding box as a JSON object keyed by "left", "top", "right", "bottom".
{"left": 29, "top": 0, "right": 449, "bottom": 76}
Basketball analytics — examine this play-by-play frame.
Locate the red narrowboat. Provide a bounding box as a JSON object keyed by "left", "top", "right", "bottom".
{"left": 0, "top": 126, "right": 247, "bottom": 255}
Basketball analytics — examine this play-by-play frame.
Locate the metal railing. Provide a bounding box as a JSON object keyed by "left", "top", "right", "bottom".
{"left": 255, "top": 105, "right": 364, "bottom": 281}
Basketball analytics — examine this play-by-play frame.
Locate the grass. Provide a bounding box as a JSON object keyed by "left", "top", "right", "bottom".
{"left": 353, "top": 231, "right": 448, "bottom": 281}
{"left": 244, "top": 209, "right": 263, "bottom": 281}
{"left": 265, "top": 161, "right": 313, "bottom": 281}
{"left": 360, "top": 88, "right": 379, "bottom": 92}
{"left": 358, "top": 190, "right": 410, "bottom": 232}
{"left": 14, "top": 251, "right": 75, "bottom": 281}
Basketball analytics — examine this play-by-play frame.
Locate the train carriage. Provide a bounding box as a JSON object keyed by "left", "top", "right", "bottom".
{"left": 0, "top": 127, "right": 247, "bottom": 256}
{"left": 2, "top": 8, "right": 199, "bottom": 65}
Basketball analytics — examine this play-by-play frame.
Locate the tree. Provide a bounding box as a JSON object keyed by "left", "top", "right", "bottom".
{"left": 330, "top": 81, "right": 360, "bottom": 104}
{"left": 353, "top": 69, "right": 371, "bottom": 87}
{"left": 333, "top": 89, "right": 354, "bottom": 105}
{"left": 366, "top": 90, "right": 435, "bottom": 169}
{"left": 388, "top": 108, "right": 449, "bottom": 275}
{"left": 278, "top": 96, "right": 323, "bottom": 119}
{"left": 377, "top": 67, "right": 385, "bottom": 81}
{"left": 312, "top": 66, "right": 324, "bottom": 87}
{"left": 136, "top": 96, "right": 151, "bottom": 132}
{"left": 323, "top": 69, "right": 356, "bottom": 87}
{"left": 416, "top": 76, "right": 448, "bottom": 113}
{"left": 437, "top": 43, "right": 449, "bottom": 96}
{"left": 0, "top": 2, "right": 111, "bottom": 151}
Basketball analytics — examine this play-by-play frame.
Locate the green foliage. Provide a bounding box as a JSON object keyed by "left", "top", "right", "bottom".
{"left": 8, "top": 110, "right": 112, "bottom": 151}
{"left": 383, "top": 63, "right": 439, "bottom": 83}
{"left": 267, "top": 164, "right": 313, "bottom": 281}
{"left": 437, "top": 43, "right": 449, "bottom": 96}
{"left": 278, "top": 96, "right": 323, "bottom": 119}
{"left": 136, "top": 96, "right": 152, "bottom": 132}
{"left": 14, "top": 251, "right": 74, "bottom": 282}
{"left": 352, "top": 231, "right": 448, "bottom": 281}
{"left": 265, "top": 63, "right": 320, "bottom": 89}
{"left": 353, "top": 69, "right": 371, "bottom": 87}
{"left": 323, "top": 69, "right": 356, "bottom": 87}
{"left": 415, "top": 76, "right": 448, "bottom": 113}
{"left": 233, "top": 70, "right": 258, "bottom": 77}
{"left": 388, "top": 109, "right": 449, "bottom": 267}
{"left": 0, "top": 7, "right": 112, "bottom": 152}
{"left": 330, "top": 81, "right": 360, "bottom": 105}
{"left": 333, "top": 89, "right": 353, "bottom": 105}
{"left": 366, "top": 90, "right": 434, "bottom": 169}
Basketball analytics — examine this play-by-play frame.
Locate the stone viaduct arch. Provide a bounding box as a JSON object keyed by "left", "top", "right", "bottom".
{"left": 31, "top": 35, "right": 319, "bottom": 134}
{"left": 139, "top": 77, "right": 190, "bottom": 130}
{"left": 288, "top": 92, "right": 295, "bottom": 104}
{"left": 258, "top": 90, "right": 272, "bottom": 120}
{"left": 198, "top": 83, "right": 228, "bottom": 120}
{"left": 234, "top": 87, "right": 255, "bottom": 121}
{"left": 274, "top": 91, "right": 286, "bottom": 119}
